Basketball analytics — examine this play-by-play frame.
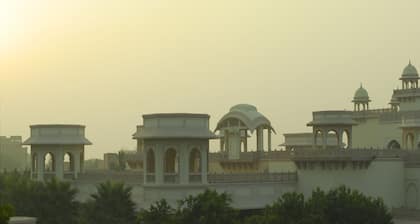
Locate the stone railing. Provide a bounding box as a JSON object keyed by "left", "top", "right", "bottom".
{"left": 164, "top": 173, "right": 179, "bottom": 184}
{"left": 146, "top": 173, "right": 155, "bottom": 183}
{"left": 208, "top": 172, "right": 297, "bottom": 184}
{"left": 189, "top": 173, "right": 202, "bottom": 183}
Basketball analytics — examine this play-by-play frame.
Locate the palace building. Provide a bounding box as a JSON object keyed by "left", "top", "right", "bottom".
{"left": 22, "top": 61, "right": 420, "bottom": 212}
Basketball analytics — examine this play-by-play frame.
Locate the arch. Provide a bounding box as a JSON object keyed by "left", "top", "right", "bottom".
{"left": 64, "top": 152, "right": 74, "bottom": 172}
{"left": 44, "top": 152, "right": 55, "bottom": 172}
{"left": 406, "top": 133, "right": 415, "bottom": 150}
{"left": 327, "top": 129, "right": 339, "bottom": 147}
{"left": 32, "top": 153, "right": 38, "bottom": 172}
{"left": 164, "top": 148, "right": 178, "bottom": 173}
{"left": 342, "top": 130, "right": 350, "bottom": 149}
{"left": 189, "top": 148, "right": 201, "bottom": 173}
{"left": 406, "top": 183, "right": 418, "bottom": 209}
{"left": 387, "top": 140, "right": 401, "bottom": 150}
{"left": 146, "top": 149, "right": 155, "bottom": 173}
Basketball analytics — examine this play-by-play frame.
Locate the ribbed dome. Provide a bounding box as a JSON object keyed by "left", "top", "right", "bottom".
{"left": 353, "top": 85, "right": 370, "bottom": 102}
{"left": 401, "top": 61, "right": 419, "bottom": 78}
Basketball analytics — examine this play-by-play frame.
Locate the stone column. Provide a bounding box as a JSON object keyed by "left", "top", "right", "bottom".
{"left": 179, "top": 147, "right": 189, "bottom": 184}
{"left": 201, "top": 146, "right": 208, "bottom": 184}
{"left": 155, "top": 146, "right": 164, "bottom": 184}
{"left": 337, "top": 129, "right": 343, "bottom": 149}
{"left": 74, "top": 151, "right": 80, "bottom": 179}
{"left": 322, "top": 128, "right": 327, "bottom": 149}
{"left": 313, "top": 128, "right": 317, "bottom": 149}
{"left": 220, "top": 139, "right": 224, "bottom": 152}
{"left": 37, "top": 151, "right": 44, "bottom": 181}
{"left": 244, "top": 133, "right": 248, "bottom": 152}
{"left": 268, "top": 129, "right": 272, "bottom": 152}
{"left": 257, "top": 127, "right": 264, "bottom": 151}
{"left": 55, "top": 149, "right": 64, "bottom": 180}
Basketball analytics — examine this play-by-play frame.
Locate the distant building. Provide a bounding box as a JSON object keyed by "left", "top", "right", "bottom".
{"left": 0, "top": 136, "right": 28, "bottom": 171}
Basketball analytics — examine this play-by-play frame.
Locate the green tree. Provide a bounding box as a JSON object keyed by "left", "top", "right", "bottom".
{"left": 85, "top": 181, "right": 137, "bottom": 224}
{"left": 176, "top": 189, "right": 237, "bottom": 224}
{"left": 138, "top": 199, "right": 175, "bottom": 224}
{"left": 0, "top": 204, "right": 14, "bottom": 224}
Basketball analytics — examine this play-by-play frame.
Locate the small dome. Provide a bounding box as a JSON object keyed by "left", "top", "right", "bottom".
{"left": 353, "top": 84, "right": 370, "bottom": 102}
{"left": 401, "top": 61, "right": 419, "bottom": 78}
{"left": 230, "top": 104, "right": 258, "bottom": 113}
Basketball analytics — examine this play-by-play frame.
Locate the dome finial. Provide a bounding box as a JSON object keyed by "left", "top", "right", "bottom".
{"left": 360, "top": 82, "right": 363, "bottom": 88}
{"left": 409, "top": 59, "right": 412, "bottom": 65}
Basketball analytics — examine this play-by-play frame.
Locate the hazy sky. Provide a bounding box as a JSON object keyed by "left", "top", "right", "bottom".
{"left": 1, "top": 0, "right": 420, "bottom": 158}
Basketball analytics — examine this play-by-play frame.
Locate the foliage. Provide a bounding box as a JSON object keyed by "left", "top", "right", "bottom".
{"left": 84, "top": 181, "right": 137, "bottom": 224}
{"left": 138, "top": 199, "right": 175, "bottom": 224}
{"left": 0, "top": 171, "right": 79, "bottom": 224}
{"left": 0, "top": 204, "right": 14, "bottom": 224}
{"left": 246, "top": 186, "right": 394, "bottom": 224}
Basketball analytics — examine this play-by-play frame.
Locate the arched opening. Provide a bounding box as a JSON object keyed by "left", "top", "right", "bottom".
{"left": 44, "top": 152, "right": 55, "bottom": 172}
{"left": 32, "top": 153, "right": 38, "bottom": 173}
{"left": 189, "top": 148, "right": 201, "bottom": 183}
{"left": 406, "top": 183, "right": 418, "bottom": 209}
{"left": 314, "top": 130, "right": 323, "bottom": 149}
{"left": 164, "top": 148, "right": 179, "bottom": 183}
{"left": 387, "top": 140, "right": 401, "bottom": 150}
{"left": 342, "top": 130, "right": 350, "bottom": 149}
{"left": 327, "top": 130, "right": 339, "bottom": 148}
{"left": 406, "top": 133, "right": 415, "bottom": 150}
{"left": 64, "top": 152, "right": 74, "bottom": 172}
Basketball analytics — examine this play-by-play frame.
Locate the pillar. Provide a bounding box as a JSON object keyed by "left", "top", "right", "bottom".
{"left": 201, "top": 147, "right": 208, "bottom": 184}
{"left": 220, "top": 139, "right": 224, "bottom": 152}
{"left": 322, "top": 129, "right": 327, "bottom": 149}
{"left": 268, "top": 129, "right": 272, "bottom": 152}
{"left": 338, "top": 129, "right": 343, "bottom": 149}
{"left": 257, "top": 127, "right": 264, "bottom": 151}
{"left": 37, "top": 151, "right": 44, "bottom": 181}
{"left": 179, "top": 148, "right": 188, "bottom": 184}
{"left": 155, "top": 147, "right": 164, "bottom": 184}
{"left": 55, "top": 150, "right": 64, "bottom": 180}
{"left": 74, "top": 151, "right": 80, "bottom": 179}
{"left": 244, "top": 134, "right": 248, "bottom": 152}
{"left": 313, "top": 129, "right": 317, "bottom": 149}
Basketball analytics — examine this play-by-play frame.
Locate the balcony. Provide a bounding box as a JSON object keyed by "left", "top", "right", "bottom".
{"left": 189, "top": 173, "right": 202, "bottom": 183}
{"left": 146, "top": 173, "right": 155, "bottom": 183}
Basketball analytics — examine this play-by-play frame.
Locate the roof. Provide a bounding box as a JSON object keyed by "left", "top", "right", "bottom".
{"left": 400, "top": 61, "right": 419, "bottom": 79}
{"left": 133, "top": 113, "right": 217, "bottom": 139}
{"left": 215, "top": 104, "right": 275, "bottom": 133}
{"left": 352, "top": 84, "right": 370, "bottom": 102}
{"left": 23, "top": 124, "right": 92, "bottom": 145}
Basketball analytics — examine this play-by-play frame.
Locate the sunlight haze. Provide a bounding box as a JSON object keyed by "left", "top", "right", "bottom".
{"left": 1, "top": 0, "right": 420, "bottom": 158}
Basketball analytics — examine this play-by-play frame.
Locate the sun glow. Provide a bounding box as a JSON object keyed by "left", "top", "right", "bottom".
{"left": 0, "top": 1, "right": 34, "bottom": 51}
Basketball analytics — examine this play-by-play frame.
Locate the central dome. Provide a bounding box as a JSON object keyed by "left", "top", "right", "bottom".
{"left": 401, "top": 61, "right": 419, "bottom": 78}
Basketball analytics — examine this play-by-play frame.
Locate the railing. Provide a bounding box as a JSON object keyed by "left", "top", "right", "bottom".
{"left": 146, "top": 173, "right": 155, "bottom": 183}
{"left": 63, "top": 172, "right": 75, "bottom": 180}
{"left": 189, "top": 173, "right": 202, "bottom": 183}
{"left": 164, "top": 173, "right": 179, "bottom": 184}
{"left": 208, "top": 172, "right": 297, "bottom": 184}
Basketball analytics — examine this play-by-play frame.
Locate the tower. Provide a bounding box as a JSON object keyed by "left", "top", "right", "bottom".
{"left": 352, "top": 84, "right": 371, "bottom": 111}
{"left": 400, "top": 60, "right": 419, "bottom": 89}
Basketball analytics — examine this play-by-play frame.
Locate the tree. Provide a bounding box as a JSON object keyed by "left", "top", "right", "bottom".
{"left": 0, "top": 204, "right": 14, "bottom": 224}
{"left": 138, "top": 199, "right": 175, "bottom": 224}
{"left": 261, "top": 192, "right": 306, "bottom": 224}
{"left": 176, "top": 189, "right": 237, "bottom": 224}
{"left": 85, "top": 181, "right": 137, "bottom": 224}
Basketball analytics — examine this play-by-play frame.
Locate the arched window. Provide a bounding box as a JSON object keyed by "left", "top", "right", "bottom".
{"left": 146, "top": 149, "right": 155, "bottom": 173}
{"left": 327, "top": 130, "right": 339, "bottom": 147}
{"left": 387, "top": 140, "right": 401, "bottom": 150}
{"left": 342, "top": 130, "right": 350, "bottom": 149}
{"left": 164, "top": 148, "right": 178, "bottom": 173}
{"left": 189, "top": 149, "right": 201, "bottom": 173}
{"left": 44, "top": 152, "right": 55, "bottom": 172}
{"left": 64, "top": 152, "right": 74, "bottom": 172}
